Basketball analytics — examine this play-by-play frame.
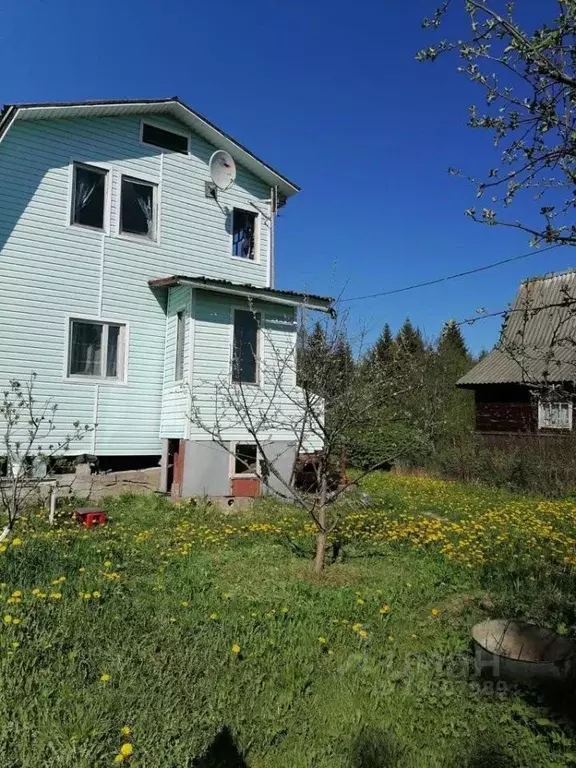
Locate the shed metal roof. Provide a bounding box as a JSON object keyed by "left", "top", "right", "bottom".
{"left": 149, "top": 275, "right": 334, "bottom": 314}
{"left": 458, "top": 269, "right": 576, "bottom": 387}
{"left": 0, "top": 98, "right": 300, "bottom": 199}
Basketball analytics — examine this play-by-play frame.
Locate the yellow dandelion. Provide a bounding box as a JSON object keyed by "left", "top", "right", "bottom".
{"left": 113, "top": 754, "right": 124, "bottom": 764}
{"left": 83, "top": 593, "right": 92, "bottom": 600}
{"left": 12, "top": 590, "right": 22, "bottom": 598}
{"left": 104, "top": 560, "right": 112, "bottom": 568}
{"left": 181, "top": 601, "right": 190, "bottom": 607}
{"left": 11, "top": 538, "right": 22, "bottom": 547}
{"left": 92, "top": 591, "right": 101, "bottom": 599}
{"left": 379, "top": 605, "right": 390, "bottom": 614}
{"left": 50, "top": 592, "right": 62, "bottom": 600}
{"left": 231, "top": 643, "right": 241, "bottom": 654}
{"left": 431, "top": 608, "right": 440, "bottom": 617}
{"left": 120, "top": 743, "right": 133, "bottom": 757}
{"left": 0, "top": 546, "right": 6, "bottom": 553}
{"left": 100, "top": 673, "right": 111, "bottom": 683}
{"left": 209, "top": 612, "right": 218, "bottom": 620}
{"left": 12, "top": 618, "right": 20, "bottom": 625}
{"left": 3, "top": 615, "right": 12, "bottom": 624}
{"left": 120, "top": 726, "right": 131, "bottom": 736}
{"left": 359, "top": 629, "right": 368, "bottom": 638}
{"left": 318, "top": 636, "right": 327, "bottom": 644}
{"left": 352, "top": 622, "right": 362, "bottom": 632}
{"left": 356, "top": 598, "right": 365, "bottom": 605}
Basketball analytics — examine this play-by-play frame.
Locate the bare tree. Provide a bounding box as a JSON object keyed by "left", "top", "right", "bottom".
{"left": 0, "top": 374, "right": 92, "bottom": 540}
{"left": 419, "top": 1, "right": 576, "bottom": 247}
{"left": 188, "top": 309, "right": 437, "bottom": 572}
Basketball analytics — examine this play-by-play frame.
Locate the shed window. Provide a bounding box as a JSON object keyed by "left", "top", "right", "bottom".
{"left": 68, "top": 319, "right": 125, "bottom": 380}
{"left": 72, "top": 164, "right": 107, "bottom": 229}
{"left": 538, "top": 400, "right": 573, "bottom": 430}
{"left": 233, "top": 310, "right": 260, "bottom": 384}
{"left": 142, "top": 123, "right": 189, "bottom": 154}
{"left": 232, "top": 208, "right": 257, "bottom": 260}
{"left": 175, "top": 310, "right": 186, "bottom": 381}
{"left": 120, "top": 177, "right": 157, "bottom": 239}
{"left": 234, "top": 443, "right": 258, "bottom": 475}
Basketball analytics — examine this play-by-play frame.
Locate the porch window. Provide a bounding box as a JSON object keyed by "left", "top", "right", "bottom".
{"left": 175, "top": 310, "right": 186, "bottom": 381}
{"left": 72, "top": 163, "right": 107, "bottom": 230}
{"left": 233, "top": 443, "right": 258, "bottom": 475}
{"left": 232, "top": 309, "right": 260, "bottom": 384}
{"left": 120, "top": 176, "right": 157, "bottom": 239}
{"left": 68, "top": 319, "right": 126, "bottom": 380}
{"left": 538, "top": 400, "right": 573, "bottom": 430}
{"left": 232, "top": 208, "right": 257, "bottom": 260}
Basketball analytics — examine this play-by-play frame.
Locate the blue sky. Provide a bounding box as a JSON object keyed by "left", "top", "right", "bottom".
{"left": 0, "top": 0, "right": 572, "bottom": 354}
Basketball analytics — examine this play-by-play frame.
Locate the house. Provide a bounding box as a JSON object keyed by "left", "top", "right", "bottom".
{"left": 457, "top": 269, "right": 576, "bottom": 439}
{"left": 0, "top": 98, "right": 332, "bottom": 498}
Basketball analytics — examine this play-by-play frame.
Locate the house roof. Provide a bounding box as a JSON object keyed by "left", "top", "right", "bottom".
{"left": 458, "top": 268, "right": 576, "bottom": 387}
{"left": 149, "top": 275, "right": 335, "bottom": 314}
{"left": 0, "top": 98, "right": 300, "bottom": 199}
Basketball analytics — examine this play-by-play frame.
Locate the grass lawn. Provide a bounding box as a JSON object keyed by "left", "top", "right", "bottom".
{"left": 2, "top": 473, "right": 576, "bottom": 767}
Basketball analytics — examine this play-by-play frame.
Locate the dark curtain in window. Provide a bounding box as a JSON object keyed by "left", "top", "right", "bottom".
{"left": 232, "top": 209, "right": 256, "bottom": 259}
{"left": 70, "top": 321, "right": 102, "bottom": 375}
{"left": 233, "top": 310, "right": 259, "bottom": 383}
{"left": 121, "top": 179, "right": 154, "bottom": 237}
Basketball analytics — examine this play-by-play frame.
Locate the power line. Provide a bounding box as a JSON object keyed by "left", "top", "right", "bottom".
{"left": 337, "top": 243, "right": 563, "bottom": 304}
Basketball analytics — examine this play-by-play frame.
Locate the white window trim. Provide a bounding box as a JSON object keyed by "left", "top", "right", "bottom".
{"left": 230, "top": 207, "right": 261, "bottom": 264}
{"left": 117, "top": 173, "right": 159, "bottom": 244}
{"left": 538, "top": 400, "right": 573, "bottom": 430}
{"left": 67, "top": 161, "right": 111, "bottom": 234}
{"left": 139, "top": 118, "right": 190, "bottom": 154}
{"left": 63, "top": 315, "right": 129, "bottom": 386}
{"left": 230, "top": 306, "right": 263, "bottom": 387}
{"left": 229, "top": 441, "right": 261, "bottom": 479}
{"left": 174, "top": 309, "right": 186, "bottom": 382}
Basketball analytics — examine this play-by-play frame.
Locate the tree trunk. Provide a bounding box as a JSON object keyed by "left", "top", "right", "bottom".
{"left": 313, "top": 474, "right": 328, "bottom": 573}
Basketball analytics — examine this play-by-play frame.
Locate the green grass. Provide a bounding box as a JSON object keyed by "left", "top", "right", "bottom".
{"left": 1, "top": 478, "right": 576, "bottom": 766}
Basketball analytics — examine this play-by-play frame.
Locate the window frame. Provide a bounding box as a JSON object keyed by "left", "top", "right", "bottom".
{"left": 69, "top": 162, "right": 109, "bottom": 233}
{"left": 64, "top": 316, "right": 128, "bottom": 385}
{"left": 231, "top": 306, "right": 262, "bottom": 386}
{"left": 140, "top": 119, "right": 190, "bottom": 155}
{"left": 174, "top": 310, "right": 186, "bottom": 382}
{"left": 538, "top": 399, "right": 573, "bottom": 430}
{"left": 229, "top": 441, "right": 261, "bottom": 478}
{"left": 118, "top": 174, "right": 159, "bottom": 242}
{"left": 230, "top": 207, "right": 260, "bottom": 263}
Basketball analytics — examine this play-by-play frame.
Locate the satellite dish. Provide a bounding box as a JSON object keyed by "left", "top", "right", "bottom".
{"left": 209, "top": 150, "right": 236, "bottom": 191}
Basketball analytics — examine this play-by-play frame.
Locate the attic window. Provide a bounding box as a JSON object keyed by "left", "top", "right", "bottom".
{"left": 142, "top": 123, "right": 189, "bottom": 154}
{"left": 72, "top": 164, "right": 107, "bottom": 230}
{"left": 232, "top": 209, "right": 257, "bottom": 260}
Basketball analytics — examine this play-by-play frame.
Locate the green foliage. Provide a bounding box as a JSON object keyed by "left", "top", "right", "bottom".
{"left": 0, "top": 483, "right": 574, "bottom": 767}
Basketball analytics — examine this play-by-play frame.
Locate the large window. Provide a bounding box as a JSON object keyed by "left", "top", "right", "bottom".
{"left": 71, "top": 164, "right": 107, "bottom": 230}
{"left": 142, "top": 123, "right": 189, "bottom": 154}
{"left": 538, "top": 400, "right": 573, "bottom": 430}
{"left": 175, "top": 310, "right": 186, "bottom": 381}
{"left": 233, "top": 309, "right": 260, "bottom": 384}
{"left": 68, "top": 319, "right": 126, "bottom": 380}
{"left": 120, "top": 177, "right": 157, "bottom": 239}
{"left": 232, "top": 208, "right": 257, "bottom": 260}
{"left": 233, "top": 443, "right": 258, "bottom": 475}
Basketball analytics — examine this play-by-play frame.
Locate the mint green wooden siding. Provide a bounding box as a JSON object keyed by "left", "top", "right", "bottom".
{"left": 0, "top": 115, "right": 273, "bottom": 455}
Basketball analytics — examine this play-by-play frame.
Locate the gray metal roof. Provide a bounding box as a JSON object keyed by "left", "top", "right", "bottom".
{"left": 458, "top": 268, "right": 576, "bottom": 387}
{"left": 149, "top": 275, "right": 334, "bottom": 314}
{"left": 0, "top": 98, "right": 300, "bottom": 199}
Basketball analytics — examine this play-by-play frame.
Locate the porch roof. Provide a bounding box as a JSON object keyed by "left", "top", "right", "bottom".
{"left": 148, "top": 275, "right": 334, "bottom": 314}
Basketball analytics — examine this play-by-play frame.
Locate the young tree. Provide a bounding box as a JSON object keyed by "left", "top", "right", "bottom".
{"left": 419, "top": 1, "right": 576, "bottom": 246}
{"left": 188, "top": 311, "right": 435, "bottom": 572}
{"left": 0, "top": 374, "right": 92, "bottom": 540}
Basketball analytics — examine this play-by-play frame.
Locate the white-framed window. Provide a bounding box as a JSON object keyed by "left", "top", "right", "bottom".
{"left": 232, "top": 309, "right": 260, "bottom": 384}
{"left": 174, "top": 310, "right": 186, "bottom": 381}
{"left": 232, "top": 208, "right": 258, "bottom": 261}
{"left": 230, "top": 442, "right": 260, "bottom": 477}
{"left": 538, "top": 400, "right": 573, "bottom": 430}
{"left": 141, "top": 122, "right": 189, "bottom": 154}
{"left": 67, "top": 319, "right": 127, "bottom": 381}
{"left": 71, "top": 163, "right": 108, "bottom": 230}
{"left": 120, "top": 176, "right": 157, "bottom": 240}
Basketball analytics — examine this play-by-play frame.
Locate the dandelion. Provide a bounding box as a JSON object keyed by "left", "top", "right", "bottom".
{"left": 121, "top": 726, "right": 131, "bottom": 736}
{"left": 11, "top": 641, "right": 19, "bottom": 649}
{"left": 83, "top": 593, "right": 92, "bottom": 600}
{"left": 3, "top": 615, "right": 12, "bottom": 624}
{"left": 113, "top": 755, "right": 125, "bottom": 763}
{"left": 0, "top": 546, "right": 6, "bottom": 553}
{"left": 388, "top": 635, "right": 394, "bottom": 642}
{"left": 356, "top": 598, "right": 365, "bottom": 605}
{"left": 79, "top": 567, "right": 86, "bottom": 573}
{"left": 359, "top": 629, "right": 368, "bottom": 638}
{"left": 181, "top": 601, "right": 190, "bottom": 607}
{"left": 379, "top": 605, "right": 390, "bottom": 614}
{"left": 50, "top": 592, "right": 62, "bottom": 600}
{"left": 281, "top": 607, "right": 288, "bottom": 614}
{"left": 352, "top": 622, "right": 362, "bottom": 632}
{"left": 11, "top": 538, "right": 22, "bottom": 547}
{"left": 92, "top": 591, "right": 101, "bottom": 599}
{"left": 100, "top": 673, "right": 111, "bottom": 683}
{"left": 318, "top": 636, "right": 327, "bottom": 644}
{"left": 231, "top": 643, "right": 241, "bottom": 654}
{"left": 12, "top": 618, "right": 20, "bottom": 625}
{"left": 104, "top": 560, "right": 112, "bottom": 568}
{"left": 12, "top": 590, "right": 22, "bottom": 598}
{"left": 120, "top": 743, "right": 133, "bottom": 757}
{"left": 209, "top": 612, "right": 218, "bottom": 620}
{"left": 431, "top": 608, "right": 440, "bottom": 617}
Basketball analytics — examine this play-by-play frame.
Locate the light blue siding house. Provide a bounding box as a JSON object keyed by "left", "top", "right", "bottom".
{"left": 0, "top": 98, "right": 332, "bottom": 497}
